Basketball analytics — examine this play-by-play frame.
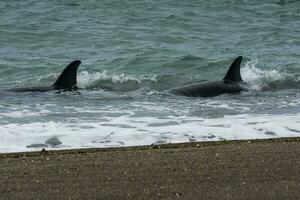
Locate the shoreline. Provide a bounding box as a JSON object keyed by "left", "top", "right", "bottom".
{"left": 1, "top": 137, "right": 300, "bottom": 199}
{"left": 2, "top": 136, "right": 300, "bottom": 157}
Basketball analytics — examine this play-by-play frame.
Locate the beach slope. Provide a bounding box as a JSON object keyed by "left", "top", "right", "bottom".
{"left": 1, "top": 137, "right": 300, "bottom": 200}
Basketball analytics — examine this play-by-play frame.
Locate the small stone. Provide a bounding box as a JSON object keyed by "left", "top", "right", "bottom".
{"left": 40, "top": 148, "right": 48, "bottom": 155}
{"left": 176, "top": 193, "right": 182, "bottom": 197}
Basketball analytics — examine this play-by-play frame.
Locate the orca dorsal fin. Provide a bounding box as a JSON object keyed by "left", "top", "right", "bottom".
{"left": 53, "top": 60, "right": 81, "bottom": 89}
{"left": 223, "top": 56, "right": 243, "bottom": 82}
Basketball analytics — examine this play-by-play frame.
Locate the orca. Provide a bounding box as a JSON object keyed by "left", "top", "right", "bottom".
{"left": 5, "top": 60, "right": 81, "bottom": 92}
{"left": 170, "top": 56, "right": 245, "bottom": 97}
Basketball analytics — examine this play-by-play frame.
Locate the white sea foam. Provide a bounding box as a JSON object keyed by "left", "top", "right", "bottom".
{"left": 1, "top": 113, "right": 300, "bottom": 153}
{"left": 242, "top": 59, "right": 288, "bottom": 90}
{"left": 77, "top": 71, "right": 157, "bottom": 88}
{"left": 0, "top": 108, "right": 50, "bottom": 118}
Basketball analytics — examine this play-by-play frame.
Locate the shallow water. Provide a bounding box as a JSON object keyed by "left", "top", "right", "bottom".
{"left": 0, "top": 0, "right": 300, "bottom": 152}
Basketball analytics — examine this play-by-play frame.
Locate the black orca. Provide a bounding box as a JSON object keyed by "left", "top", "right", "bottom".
{"left": 170, "top": 56, "right": 245, "bottom": 97}
{"left": 5, "top": 60, "right": 81, "bottom": 92}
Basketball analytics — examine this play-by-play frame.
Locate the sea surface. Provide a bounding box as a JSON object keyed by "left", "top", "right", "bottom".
{"left": 0, "top": 0, "right": 300, "bottom": 152}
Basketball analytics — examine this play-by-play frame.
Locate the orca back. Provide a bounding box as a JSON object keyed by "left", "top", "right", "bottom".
{"left": 171, "top": 81, "right": 243, "bottom": 97}
{"left": 53, "top": 60, "right": 81, "bottom": 89}
{"left": 170, "top": 56, "right": 245, "bottom": 97}
{"left": 223, "top": 56, "right": 243, "bottom": 82}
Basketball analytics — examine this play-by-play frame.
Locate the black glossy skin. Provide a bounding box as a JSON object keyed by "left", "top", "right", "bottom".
{"left": 5, "top": 86, "right": 55, "bottom": 93}
{"left": 170, "top": 80, "right": 244, "bottom": 97}
{"left": 5, "top": 85, "right": 78, "bottom": 93}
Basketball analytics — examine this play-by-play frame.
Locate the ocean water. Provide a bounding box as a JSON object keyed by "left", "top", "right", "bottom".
{"left": 0, "top": 0, "right": 300, "bottom": 152}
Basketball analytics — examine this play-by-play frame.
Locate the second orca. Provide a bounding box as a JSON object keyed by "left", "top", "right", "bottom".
{"left": 170, "top": 56, "right": 245, "bottom": 97}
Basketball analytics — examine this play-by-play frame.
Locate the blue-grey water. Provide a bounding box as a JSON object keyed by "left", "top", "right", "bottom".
{"left": 1, "top": 0, "right": 300, "bottom": 152}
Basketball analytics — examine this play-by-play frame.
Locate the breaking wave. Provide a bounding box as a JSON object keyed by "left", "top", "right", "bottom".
{"left": 78, "top": 71, "right": 158, "bottom": 92}
{"left": 242, "top": 59, "right": 300, "bottom": 91}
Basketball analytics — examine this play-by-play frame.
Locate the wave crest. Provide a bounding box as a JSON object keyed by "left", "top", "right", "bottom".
{"left": 242, "top": 59, "right": 293, "bottom": 90}
{"left": 78, "top": 71, "right": 157, "bottom": 91}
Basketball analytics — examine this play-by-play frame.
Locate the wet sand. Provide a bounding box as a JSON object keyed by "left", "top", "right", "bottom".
{"left": 1, "top": 137, "right": 300, "bottom": 200}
